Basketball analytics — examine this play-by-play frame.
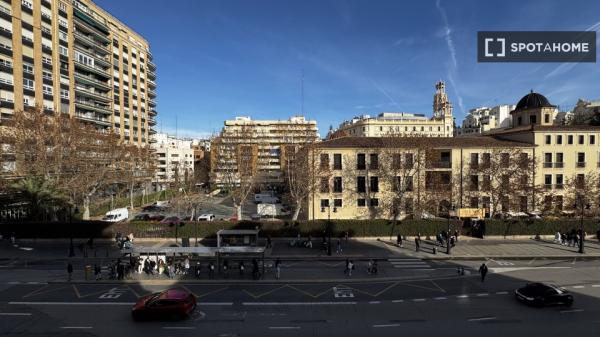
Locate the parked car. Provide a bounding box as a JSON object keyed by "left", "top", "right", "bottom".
{"left": 148, "top": 214, "right": 165, "bottom": 222}
{"left": 515, "top": 282, "right": 573, "bottom": 307}
{"left": 102, "top": 208, "right": 129, "bottom": 222}
{"left": 131, "top": 288, "right": 196, "bottom": 321}
{"left": 197, "top": 214, "right": 215, "bottom": 221}
{"left": 133, "top": 213, "right": 150, "bottom": 221}
{"left": 161, "top": 216, "right": 183, "bottom": 226}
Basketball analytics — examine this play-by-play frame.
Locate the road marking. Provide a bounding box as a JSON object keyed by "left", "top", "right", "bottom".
{"left": 243, "top": 302, "right": 357, "bottom": 306}
{"left": 468, "top": 316, "right": 496, "bottom": 322}
{"left": 496, "top": 291, "right": 509, "bottom": 295}
{"left": 368, "top": 301, "right": 381, "bottom": 304}
{"left": 456, "top": 295, "right": 469, "bottom": 299}
{"left": 434, "top": 297, "right": 447, "bottom": 300}
{"left": 60, "top": 326, "right": 92, "bottom": 329}
{"left": 572, "top": 285, "right": 585, "bottom": 289}
{"left": 476, "top": 293, "right": 489, "bottom": 297}
{"left": 10, "top": 301, "right": 135, "bottom": 306}
{"left": 412, "top": 298, "right": 426, "bottom": 302}
{"left": 0, "top": 313, "right": 31, "bottom": 316}
{"left": 373, "top": 323, "right": 401, "bottom": 328}
{"left": 99, "top": 287, "right": 128, "bottom": 299}
{"left": 560, "top": 309, "right": 584, "bottom": 314}
{"left": 333, "top": 286, "right": 354, "bottom": 298}
{"left": 163, "top": 326, "right": 196, "bottom": 330}
{"left": 203, "top": 302, "right": 233, "bottom": 306}
{"left": 392, "top": 299, "right": 404, "bottom": 303}
{"left": 592, "top": 285, "right": 600, "bottom": 288}
{"left": 268, "top": 326, "right": 300, "bottom": 330}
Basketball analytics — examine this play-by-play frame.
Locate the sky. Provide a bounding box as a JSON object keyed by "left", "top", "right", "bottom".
{"left": 96, "top": 0, "right": 600, "bottom": 138}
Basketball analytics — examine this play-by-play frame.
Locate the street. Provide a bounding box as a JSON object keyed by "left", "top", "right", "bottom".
{"left": 1, "top": 257, "right": 600, "bottom": 336}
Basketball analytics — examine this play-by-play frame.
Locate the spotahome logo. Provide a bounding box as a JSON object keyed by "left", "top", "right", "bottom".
{"left": 478, "top": 31, "right": 596, "bottom": 62}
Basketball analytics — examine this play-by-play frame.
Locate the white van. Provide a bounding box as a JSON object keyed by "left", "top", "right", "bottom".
{"left": 102, "top": 208, "right": 129, "bottom": 222}
{"left": 254, "top": 192, "right": 280, "bottom": 204}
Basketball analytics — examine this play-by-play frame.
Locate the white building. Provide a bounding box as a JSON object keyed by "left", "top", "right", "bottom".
{"left": 570, "top": 99, "right": 600, "bottom": 124}
{"left": 456, "top": 104, "right": 514, "bottom": 135}
{"left": 151, "top": 133, "right": 194, "bottom": 190}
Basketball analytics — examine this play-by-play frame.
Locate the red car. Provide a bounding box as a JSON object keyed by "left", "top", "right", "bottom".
{"left": 131, "top": 288, "right": 196, "bottom": 321}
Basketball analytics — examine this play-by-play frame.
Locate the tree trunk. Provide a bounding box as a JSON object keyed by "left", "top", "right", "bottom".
{"left": 129, "top": 183, "right": 134, "bottom": 210}
{"left": 292, "top": 201, "right": 301, "bottom": 221}
{"left": 236, "top": 204, "right": 242, "bottom": 221}
{"left": 82, "top": 195, "right": 90, "bottom": 220}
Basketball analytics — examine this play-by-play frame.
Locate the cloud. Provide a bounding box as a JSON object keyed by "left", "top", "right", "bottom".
{"left": 393, "top": 37, "right": 416, "bottom": 46}
{"left": 435, "top": 0, "right": 464, "bottom": 114}
{"left": 371, "top": 80, "right": 400, "bottom": 108}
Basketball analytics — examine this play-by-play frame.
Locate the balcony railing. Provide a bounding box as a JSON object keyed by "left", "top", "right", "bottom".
{"left": 75, "top": 60, "right": 110, "bottom": 77}
{"left": 543, "top": 162, "right": 553, "bottom": 168}
{"left": 554, "top": 184, "right": 564, "bottom": 190}
{"left": 73, "top": 30, "right": 109, "bottom": 54}
{"left": 74, "top": 73, "right": 110, "bottom": 90}
{"left": 576, "top": 162, "right": 586, "bottom": 168}
{"left": 428, "top": 161, "right": 452, "bottom": 169}
{"left": 544, "top": 184, "right": 552, "bottom": 190}
{"left": 554, "top": 162, "right": 564, "bottom": 168}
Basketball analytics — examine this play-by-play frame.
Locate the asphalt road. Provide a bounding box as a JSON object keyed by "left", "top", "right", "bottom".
{"left": 1, "top": 258, "right": 600, "bottom": 336}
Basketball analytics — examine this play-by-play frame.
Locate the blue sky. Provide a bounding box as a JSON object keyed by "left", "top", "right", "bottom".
{"left": 96, "top": 0, "right": 600, "bottom": 138}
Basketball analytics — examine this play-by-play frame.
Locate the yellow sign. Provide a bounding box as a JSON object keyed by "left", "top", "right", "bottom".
{"left": 457, "top": 208, "right": 485, "bottom": 218}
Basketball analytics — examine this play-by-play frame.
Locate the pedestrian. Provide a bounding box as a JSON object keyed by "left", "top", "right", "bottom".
{"left": 347, "top": 260, "right": 354, "bottom": 277}
{"left": 184, "top": 257, "right": 190, "bottom": 275}
{"left": 479, "top": 263, "right": 488, "bottom": 283}
{"left": 67, "top": 262, "right": 73, "bottom": 282}
{"left": 344, "top": 258, "right": 350, "bottom": 275}
{"left": 94, "top": 264, "right": 102, "bottom": 281}
{"left": 266, "top": 236, "right": 272, "bottom": 249}
{"left": 209, "top": 262, "right": 215, "bottom": 279}
{"left": 415, "top": 236, "right": 420, "bottom": 252}
{"left": 149, "top": 259, "right": 156, "bottom": 276}
{"left": 397, "top": 234, "right": 402, "bottom": 247}
{"left": 168, "top": 263, "right": 174, "bottom": 279}
{"left": 117, "top": 260, "right": 125, "bottom": 280}
{"left": 195, "top": 262, "right": 202, "bottom": 279}
{"left": 239, "top": 261, "right": 245, "bottom": 276}
{"left": 10, "top": 232, "right": 15, "bottom": 245}
{"left": 454, "top": 230, "right": 459, "bottom": 243}
{"left": 223, "top": 259, "right": 229, "bottom": 278}
{"left": 336, "top": 239, "right": 342, "bottom": 254}
{"left": 345, "top": 231, "right": 349, "bottom": 242}
{"left": 275, "top": 258, "right": 281, "bottom": 280}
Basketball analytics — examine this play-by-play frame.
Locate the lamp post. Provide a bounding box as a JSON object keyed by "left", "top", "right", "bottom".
{"left": 321, "top": 202, "right": 337, "bottom": 256}
{"left": 446, "top": 204, "right": 455, "bottom": 255}
{"left": 574, "top": 194, "right": 591, "bottom": 254}
{"left": 68, "top": 205, "right": 79, "bottom": 257}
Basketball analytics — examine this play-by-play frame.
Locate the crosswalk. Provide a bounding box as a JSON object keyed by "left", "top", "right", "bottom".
{"left": 388, "top": 258, "right": 433, "bottom": 270}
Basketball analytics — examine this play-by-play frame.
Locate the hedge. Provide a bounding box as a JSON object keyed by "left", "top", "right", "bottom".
{"left": 89, "top": 189, "right": 177, "bottom": 217}
{"left": 2, "top": 218, "right": 599, "bottom": 239}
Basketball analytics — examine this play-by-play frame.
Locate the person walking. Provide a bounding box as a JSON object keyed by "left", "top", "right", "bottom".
{"left": 266, "top": 236, "right": 272, "bottom": 249}
{"left": 415, "top": 236, "right": 420, "bottom": 252}
{"left": 195, "top": 262, "right": 202, "bottom": 279}
{"left": 239, "top": 261, "right": 245, "bottom": 276}
{"left": 208, "top": 262, "right": 215, "bottom": 279}
{"left": 336, "top": 239, "right": 342, "bottom": 254}
{"left": 479, "top": 263, "right": 488, "bottom": 283}
{"left": 223, "top": 259, "right": 229, "bottom": 278}
{"left": 397, "top": 234, "right": 403, "bottom": 247}
{"left": 117, "top": 260, "right": 125, "bottom": 280}
{"left": 275, "top": 258, "right": 281, "bottom": 280}
{"left": 344, "top": 258, "right": 350, "bottom": 275}
{"left": 67, "top": 262, "right": 73, "bottom": 282}
{"left": 347, "top": 260, "right": 354, "bottom": 277}
{"left": 94, "top": 264, "right": 102, "bottom": 281}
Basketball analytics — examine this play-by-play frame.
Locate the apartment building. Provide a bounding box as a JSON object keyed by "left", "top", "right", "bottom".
{"left": 210, "top": 115, "right": 319, "bottom": 188}
{"left": 307, "top": 91, "right": 600, "bottom": 220}
{"left": 0, "top": 0, "right": 157, "bottom": 145}
{"left": 455, "top": 105, "right": 514, "bottom": 136}
{"left": 328, "top": 81, "right": 454, "bottom": 138}
{"left": 151, "top": 133, "right": 194, "bottom": 191}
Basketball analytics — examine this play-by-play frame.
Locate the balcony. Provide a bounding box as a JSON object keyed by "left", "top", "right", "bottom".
{"left": 74, "top": 30, "right": 110, "bottom": 55}
{"left": 73, "top": 7, "right": 109, "bottom": 37}
{"left": 428, "top": 161, "right": 452, "bottom": 169}
{"left": 576, "top": 162, "right": 586, "bottom": 168}
{"left": 75, "top": 86, "right": 111, "bottom": 102}
{"left": 148, "top": 60, "right": 156, "bottom": 70}
{"left": 554, "top": 162, "right": 564, "bottom": 168}
{"left": 147, "top": 79, "right": 156, "bottom": 88}
{"left": 543, "top": 162, "right": 553, "bottom": 168}
{"left": 75, "top": 113, "right": 110, "bottom": 126}
{"left": 148, "top": 89, "right": 156, "bottom": 98}
{"left": 75, "top": 99, "right": 111, "bottom": 115}
{"left": 149, "top": 109, "right": 157, "bottom": 116}
{"left": 554, "top": 184, "right": 564, "bottom": 190}
{"left": 74, "top": 73, "right": 110, "bottom": 90}
{"left": 75, "top": 60, "right": 110, "bottom": 78}
{"left": 544, "top": 184, "right": 552, "bottom": 190}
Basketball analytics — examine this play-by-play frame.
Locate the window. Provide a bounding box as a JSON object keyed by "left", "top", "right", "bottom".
{"left": 545, "top": 135, "right": 551, "bottom": 145}
{"left": 544, "top": 114, "right": 550, "bottom": 123}
{"left": 405, "top": 176, "right": 414, "bottom": 191}
{"left": 482, "top": 153, "right": 490, "bottom": 168}
{"left": 23, "top": 78, "right": 34, "bottom": 90}
{"left": 59, "top": 18, "right": 68, "bottom": 28}
{"left": 357, "top": 176, "right": 366, "bottom": 193}
{"left": 333, "top": 154, "right": 342, "bottom": 170}
{"left": 544, "top": 153, "right": 552, "bottom": 167}
{"left": 320, "top": 199, "right": 329, "bottom": 208}
{"left": 556, "top": 152, "right": 563, "bottom": 166}
{"left": 23, "top": 63, "right": 33, "bottom": 74}
{"left": 590, "top": 135, "right": 596, "bottom": 145}
{"left": 577, "top": 152, "right": 585, "bottom": 167}
{"left": 567, "top": 135, "right": 573, "bottom": 145}
{"left": 470, "top": 197, "right": 479, "bottom": 208}
{"left": 22, "top": 0, "right": 32, "bottom": 10}
{"left": 405, "top": 198, "right": 414, "bottom": 213}
{"left": 392, "top": 154, "right": 401, "bottom": 169}
{"left": 357, "top": 198, "right": 366, "bottom": 207}
{"left": 482, "top": 175, "right": 491, "bottom": 190}
{"left": 320, "top": 177, "right": 329, "bottom": 193}
{"left": 75, "top": 51, "right": 94, "bottom": 66}
{"left": 333, "top": 199, "right": 342, "bottom": 208}
{"left": 60, "top": 88, "right": 69, "bottom": 99}
{"left": 470, "top": 175, "right": 479, "bottom": 191}
{"left": 42, "top": 84, "right": 52, "bottom": 95}
{"left": 59, "top": 45, "right": 68, "bottom": 56}
{"left": 393, "top": 176, "right": 401, "bottom": 191}
{"left": 319, "top": 154, "right": 329, "bottom": 170}
{"left": 404, "top": 153, "right": 414, "bottom": 169}
{"left": 369, "top": 153, "right": 379, "bottom": 169}
{"left": 370, "top": 176, "right": 379, "bottom": 192}
{"left": 333, "top": 177, "right": 343, "bottom": 193}
{"left": 576, "top": 174, "right": 585, "bottom": 189}
{"left": 578, "top": 135, "right": 584, "bottom": 145}
{"left": 370, "top": 198, "right": 379, "bottom": 207}
{"left": 556, "top": 174, "right": 563, "bottom": 188}
{"left": 59, "top": 31, "right": 68, "bottom": 41}
{"left": 43, "top": 70, "right": 52, "bottom": 80}
{"left": 59, "top": 2, "right": 67, "bottom": 12}
{"left": 556, "top": 135, "right": 562, "bottom": 144}
{"left": 43, "top": 56, "right": 52, "bottom": 65}
{"left": 470, "top": 153, "right": 479, "bottom": 168}
{"left": 357, "top": 153, "right": 366, "bottom": 170}
{"left": 544, "top": 174, "right": 552, "bottom": 187}
{"left": 529, "top": 115, "right": 537, "bottom": 124}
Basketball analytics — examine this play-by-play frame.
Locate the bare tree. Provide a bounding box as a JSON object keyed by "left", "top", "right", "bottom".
{"left": 564, "top": 172, "right": 599, "bottom": 214}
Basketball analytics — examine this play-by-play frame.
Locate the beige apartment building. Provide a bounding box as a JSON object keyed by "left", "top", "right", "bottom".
{"left": 0, "top": 0, "right": 157, "bottom": 145}
{"left": 328, "top": 81, "right": 454, "bottom": 139}
{"left": 210, "top": 116, "right": 319, "bottom": 188}
{"left": 307, "top": 91, "right": 600, "bottom": 220}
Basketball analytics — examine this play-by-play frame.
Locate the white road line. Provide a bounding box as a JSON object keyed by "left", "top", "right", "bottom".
{"left": 163, "top": 327, "right": 196, "bottom": 330}
{"left": 496, "top": 291, "right": 509, "bottom": 295}
{"left": 412, "top": 298, "right": 426, "bottom": 302}
{"left": 592, "top": 285, "right": 600, "bottom": 288}
{"left": 243, "top": 302, "right": 357, "bottom": 306}
{"left": 456, "top": 295, "right": 469, "bottom": 299}
{"left": 476, "top": 293, "right": 489, "bottom": 297}
{"left": 202, "top": 302, "right": 233, "bottom": 306}
{"left": 468, "top": 317, "right": 496, "bottom": 322}
{"left": 572, "top": 285, "right": 585, "bottom": 289}
{"left": 269, "top": 326, "right": 300, "bottom": 330}
{"left": 60, "top": 326, "right": 92, "bottom": 329}
{"left": 392, "top": 299, "right": 404, "bottom": 303}
{"left": 560, "top": 309, "right": 584, "bottom": 314}
{"left": 368, "top": 301, "right": 381, "bottom": 304}
{"left": 10, "top": 301, "right": 135, "bottom": 306}
{"left": 434, "top": 297, "right": 447, "bottom": 300}
{"left": 373, "top": 323, "right": 401, "bottom": 328}
{"left": 0, "top": 313, "right": 31, "bottom": 316}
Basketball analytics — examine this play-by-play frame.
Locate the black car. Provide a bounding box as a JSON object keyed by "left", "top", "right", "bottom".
{"left": 515, "top": 283, "right": 573, "bottom": 307}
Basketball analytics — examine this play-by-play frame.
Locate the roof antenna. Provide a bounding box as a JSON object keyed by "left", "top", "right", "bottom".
{"left": 301, "top": 68, "right": 304, "bottom": 116}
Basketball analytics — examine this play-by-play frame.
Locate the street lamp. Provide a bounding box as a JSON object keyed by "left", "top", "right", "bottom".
{"left": 446, "top": 204, "right": 455, "bottom": 255}
{"left": 574, "top": 194, "right": 591, "bottom": 254}
{"left": 321, "top": 202, "right": 337, "bottom": 256}
{"left": 68, "top": 205, "right": 79, "bottom": 257}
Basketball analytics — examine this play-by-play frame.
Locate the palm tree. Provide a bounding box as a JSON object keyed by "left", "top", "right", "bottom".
{"left": 11, "top": 176, "right": 66, "bottom": 221}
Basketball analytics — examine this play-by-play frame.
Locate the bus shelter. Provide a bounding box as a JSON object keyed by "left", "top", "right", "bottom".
{"left": 217, "top": 229, "right": 260, "bottom": 248}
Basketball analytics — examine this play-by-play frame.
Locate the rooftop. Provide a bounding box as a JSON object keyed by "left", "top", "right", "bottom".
{"left": 316, "top": 136, "right": 534, "bottom": 149}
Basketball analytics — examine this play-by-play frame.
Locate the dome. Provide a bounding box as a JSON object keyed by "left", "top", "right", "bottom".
{"left": 515, "top": 91, "right": 555, "bottom": 111}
